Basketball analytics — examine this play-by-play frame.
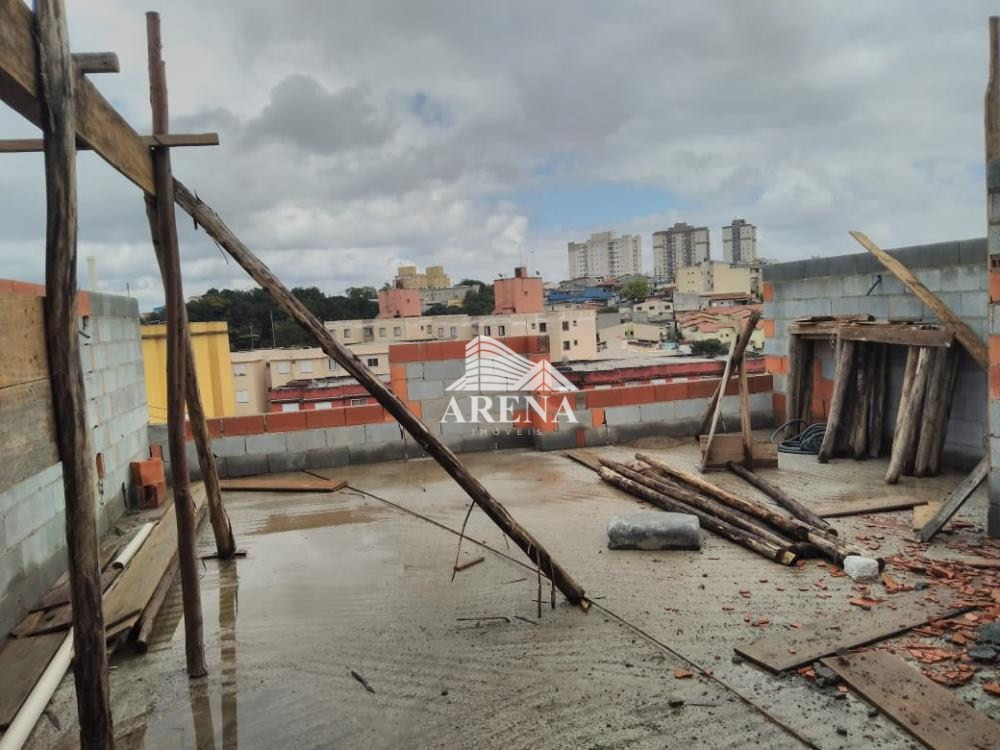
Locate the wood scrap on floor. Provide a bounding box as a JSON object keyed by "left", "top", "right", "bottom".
{"left": 918, "top": 456, "right": 989, "bottom": 542}
{"left": 219, "top": 477, "right": 346, "bottom": 493}
{"left": 734, "top": 589, "right": 972, "bottom": 673}
{"left": 812, "top": 495, "right": 928, "bottom": 519}
{"left": 698, "top": 434, "right": 777, "bottom": 469}
{"left": 820, "top": 650, "right": 1000, "bottom": 750}
{"left": 453, "top": 556, "right": 485, "bottom": 573}
{"left": 912, "top": 500, "right": 943, "bottom": 529}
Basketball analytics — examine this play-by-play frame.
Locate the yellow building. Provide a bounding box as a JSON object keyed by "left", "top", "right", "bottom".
{"left": 141, "top": 321, "right": 236, "bottom": 423}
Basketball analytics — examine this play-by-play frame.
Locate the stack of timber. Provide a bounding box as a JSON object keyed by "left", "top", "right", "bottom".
{"left": 0, "top": 483, "right": 206, "bottom": 732}
{"left": 788, "top": 317, "right": 958, "bottom": 482}
{"left": 570, "top": 449, "right": 870, "bottom": 567}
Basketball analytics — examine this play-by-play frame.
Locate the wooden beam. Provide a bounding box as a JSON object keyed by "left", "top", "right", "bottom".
{"left": 72, "top": 52, "right": 119, "bottom": 74}
{"left": 886, "top": 347, "right": 932, "bottom": 484}
{"left": 835, "top": 323, "right": 953, "bottom": 348}
{"left": 816, "top": 338, "right": 855, "bottom": 462}
{"left": 918, "top": 456, "right": 989, "bottom": 542}
{"left": 737, "top": 353, "right": 753, "bottom": 468}
{"left": 699, "top": 336, "right": 737, "bottom": 472}
{"left": 35, "top": 0, "right": 114, "bottom": 746}
{"left": 725, "top": 462, "right": 836, "bottom": 534}
{"left": 146, "top": 11, "right": 206, "bottom": 678}
{"left": 813, "top": 495, "right": 927, "bottom": 518}
{"left": 0, "top": 132, "right": 220, "bottom": 152}
{"left": 850, "top": 231, "right": 989, "bottom": 369}
{"left": 696, "top": 309, "right": 761, "bottom": 437}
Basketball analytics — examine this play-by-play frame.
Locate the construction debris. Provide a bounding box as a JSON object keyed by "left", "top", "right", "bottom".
{"left": 606, "top": 511, "right": 701, "bottom": 551}
{"left": 843, "top": 555, "right": 880, "bottom": 583}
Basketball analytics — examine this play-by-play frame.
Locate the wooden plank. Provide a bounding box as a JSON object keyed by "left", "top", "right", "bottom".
{"left": 820, "top": 651, "right": 1000, "bottom": 750}
{"left": 0, "top": 294, "right": 48, "bottom": 388}
{"left": 734, "top": 590, "right": 971, "bottom": 672}
{"left": 698, "top": 435, "right": 778, "bottom": 468}
{"left": 836, "top": 323, "right": 953, "bottom": 348}
{"left": 0, "top": 0, "right": 155, "bottom": 193}
{"left": 699, "top": 336, "right": 738, "bottom": 471}
{"left": 0, "top": 379, "right": 59, "bottom": 494}
{"left": 0, "top": 632, "right": 67, "bottom": 730}
{"left": 912, "top": 500, "right": 943, "bottom": 529}
{"left": 850, "top": 231, "right": 989, "bottom": 369}
{"left": 814, "top": 495, "right": 928, "bottom": 518}
{"left": 0, "top": 133, "right": 219, "bottom": 152}
{"left": 918, "top": 456, "right": 989, "bottom": 542}
{"left": 564, "top": 449, "right": 603, "bottom": 473}
{"left": 218, "top": 478, "right": 346, "bottom": 493}
{"left": 71, "top": 52, "right": 119, "bottom": 74}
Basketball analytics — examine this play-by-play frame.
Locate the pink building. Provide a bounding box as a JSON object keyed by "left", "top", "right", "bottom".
{"left": 493, "top": 266, "right": 543, "bottom": 315}
{"left": 377, "top": 283, "right": 422, "bottom": 318}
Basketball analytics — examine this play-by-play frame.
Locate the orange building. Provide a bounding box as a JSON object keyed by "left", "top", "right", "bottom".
{"left": 493, "top": 266, "right": 543, "bottom": 315}
{"left": 377, "top": 283, "right": 422, "bottom": 318}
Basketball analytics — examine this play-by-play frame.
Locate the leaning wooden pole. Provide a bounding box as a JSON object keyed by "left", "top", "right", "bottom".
{"left": 146, "top": 12, "right": 206, "bottom": 676}
{"left": 816, "top": 338, "right": 855, "bottom": 462}
{"left": 886, "top": 347, "right": 933, "bottom": 484}
{"left": 143, "top": 196, "right": 235, "bottom": 558}
{"left": 34, "top": 0, "right": 114, "bottom": 745}
{"left": 697, "top": 309, "right": 762, "bottom": 436}
{"left": 171, "top": 182, "right": 587, "bottom": 606}
{"left": 725, "top": 461, "right": 836, "bottom": 535}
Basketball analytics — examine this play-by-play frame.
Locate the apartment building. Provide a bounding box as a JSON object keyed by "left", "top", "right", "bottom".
{"left": 652, "top": 223, "right": 710, "bottom": 283}
{"left": 493, "top": 266, "right": 544, "bottom": 314}
{"left": 675, "top": 261, "right": 757, "bottom": 295}
{"left": 394, "top": 264, "right": 451, "bottom": 289}
{"left": 567, "top": 231, "right": 642, "bottom": 279}
{"left": 722, "top": 219, "right": 757, "bottom": 265}
{"left": 472, "top": 309, "right": 598, "bottom": 360}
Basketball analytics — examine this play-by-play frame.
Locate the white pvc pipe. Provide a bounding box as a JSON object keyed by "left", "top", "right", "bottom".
{"left": 0, "top": 631, "right": 73, "bottom": 750}
{"left": 0, "top": 520, "right": 159, "bottom": 748}
{"left": 111, "top": 522, "right": 154, "bottom": 569}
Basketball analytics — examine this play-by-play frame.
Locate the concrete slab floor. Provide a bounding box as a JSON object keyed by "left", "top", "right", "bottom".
{"left": 26, "top": 439, "right": 999, "bottom": 749}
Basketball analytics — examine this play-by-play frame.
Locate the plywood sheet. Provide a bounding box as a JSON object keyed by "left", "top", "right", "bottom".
{"left": 821, "top": 651, "right": 1000, "bottom": 750}
{"left": 0, "top": 294, "right": 48, "bottom": 389}
{"left": 698, "top": 434, "right": 778, "bottom": 468}
{"left": 219, "top": 478, "right": 346, "bottom": 493}
{"left": 0, "top": 632, "right": 65, "bottom": 730}
{"left": 734, "top": 590, "right": 970, "bottom": 673}
{"left": 0, "top": 378, "right": 58, "bottom": 494}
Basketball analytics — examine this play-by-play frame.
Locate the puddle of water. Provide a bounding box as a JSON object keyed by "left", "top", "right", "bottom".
{"left": 247, "top": 503, "right": 386, "bottom": 536}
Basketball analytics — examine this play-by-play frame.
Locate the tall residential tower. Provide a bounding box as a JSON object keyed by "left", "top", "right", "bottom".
{"left": 652, "top": 222, "right": 710, "bottom": 283}
{"left": 722, "top": 219, "right": 757, "bottom": 265}
{"left": 567, "top": 231, "right": 642, "bottom": 279}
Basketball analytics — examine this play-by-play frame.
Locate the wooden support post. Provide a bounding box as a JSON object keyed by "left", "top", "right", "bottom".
{"left": 697, "top": 309, "right": 762, "bottom": 436}
{"left": 171, "top": 183, "right": 587, "bottom": 607}
{"left": 785, "top": 334, "right": 803, "bottom": 434}
{"left": 928, "top": 347, "right": 961, "bottom": 475}
{"left": 849, "top": 342, "right": 872, "bottom": 458}
{"left": 35, "top": 0, "right": 114, "bottom": 746}
{"left": 886, "top": 347, "right": 932, "bottom": 484}
{"left": 816, "top": 338, "right": 855, "bottom": 462}
{"left": 72, "top": 52, "right": 119, "bottom": 74}
{"left": 914, "top": 348, "right": 948, "bottom": 477}
{"left": 798, "top": 338, "right": 814, "bottom": 424}
{"left": 144, "top": 196, "right": 235, "bottom": 559}
{"left": 867, "top": 344, "right": 888, "bottom": 458}
{"left": 699, "top": 336, "right": 738, "bottom": 472}
{"left": 146, "top": 11, "right": 206, "bottom": 677}
{"left": 738, "top": 352, "right": 753, "bottom": 468}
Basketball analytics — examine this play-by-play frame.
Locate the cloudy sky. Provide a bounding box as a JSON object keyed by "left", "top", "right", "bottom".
{"left": 0, "top": 1, "right": 995, "bottom": 309}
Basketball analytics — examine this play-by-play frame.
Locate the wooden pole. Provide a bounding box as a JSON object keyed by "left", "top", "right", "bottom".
{"left": 798, "top": 338, "right": 815, "bottom": 424}
{"left": 143, "top": 196, "right": 235, "bottom": 558}
{"left": 816, "top": 338, "right": 855, "bottom": 462}
{"left": 914, "top": 348, "right": 948, "bottom": 477}
{"left": 929, "top": 347, "right": 961, "bottom": 475}
{"left": 738, "top": 352, "right": 753, "bottom": 468}
{"left": 171, "top": 182, "right": 587, "bottom": 607}
{"left": 697, "top": 309, "right": 762, "bottom": 436}
{"left": 725, "top": 461, "right": 836, "bottom": 535}
{"left": 34, "top": 0, "right": 114, "bottom": 745}
{"left": 867, "top": 344, "right": 888, "bottom": 458}
{"left": 597, "top": 467, "right": 797, "bottom": 565}
{"left": 849, "top": 342, "right": 872, "bottom": 458}
{"left": 699, "top": 336, "right": 737, "bottom": 471}
{"left": 886, "top": 347, "right": 932, "bottom": 484}
{"left": 146, "top": 12, "right": 206, "bottom": 677}
{"left": 785, "top": 334, "right": 803, "bottom": 436}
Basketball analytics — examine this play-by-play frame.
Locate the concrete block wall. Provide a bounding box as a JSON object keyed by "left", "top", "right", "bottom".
{"left": 763, "top": 238, "right": 987, "bottom": 470}
{"left": 0, "top": 288, "right": 150, "bottom": 635}
{"left": 151, "top": 334, "right": 775, "bottom": 476}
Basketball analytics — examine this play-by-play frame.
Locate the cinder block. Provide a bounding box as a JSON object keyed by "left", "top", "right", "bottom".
{"left": 604, "top": 405, "right": 641, "bottom": 427}
{"left": 423, "top": 359, "right": 465, "bottom": 382}
{"left": 326, "top": 425, "right": 366, "bottom": 448}
{"left": 304, "top": 447, "right": 350, "bottom": 470}
{"left": 639, "top": 402, "right": 675, "bottom": 423}
{"left": 3, "top": 482, "right": 61, "bottom": 546}
{"left": 349, "top": 442, "right": 405, "bottom": 464}
{"left": 461, "top": 432, "right": 496, "bottom": 453}
{"left": 673, "top": 398, "right": 710, "bottom": 420}
{"left": 285, "top": 429, "right": 328, "bottom": 453}
{"left": 940, "top": 265, "right": 982, "bottom": 292}
{"left": 267, "top": 452, "right": 308, "bottom": 474}
{"left": 214, "top": 435, "right": 247, "bottom": 458}
{"left": 405, "top": 362, "right": 424, "bottom": 380}
{"left": 420, "top": 397, "right": 455, "bottom": 422}
{"left": 534, "top": 430, "right": 577, "bottom": 451}
{"left": 364, "top": 422, "right": 403, "bottom": 444}
{"left": 225, "top": 454, "right": 269, "bottom": 478}
{"left": 831, "top": 296, "right": 861, "bottom": 315}
{"left": 245, "top": 432, "right": 288, "bottom": 456}
{"left": 408, "top": 379, "right": 445, "bottom": 400}
{"left": 494, "top": 426, "right": 534, "bottom": 450}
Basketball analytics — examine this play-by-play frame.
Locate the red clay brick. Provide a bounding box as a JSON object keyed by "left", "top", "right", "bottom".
{"left": 130, "top": 458, "right": 164, "bottom": 486}
{"left": 762, "top": 282, "right": 774, "bottom": 302}
{"left": 748, "top": 374, "right": 773, "bottom": 394}
{"left": 991, "top": 366, "right": 1000, "bottom": 400}
{"left": 149, "top": 444, "right": 164, "bottom": 460}
{"left": 575, "top": 428, "right": 587, "bottom": 448}
{"left": 390, "top": 378, "right": 408, "bottom": 400}
{"left": 765, "top": 355, "right": 789, "bottom": 375}
{"left": 814, "top": 378, "right": 834, "bottom": 401}
{"left": 762, "top": 319, "right": 775, "bottom": 337}
{"left": 389, "top": 363, "right": 407, "bottom": 382}
{"left": 389, "top": 343, "right": 425, "bottom": 363}
{"left": 591, "top": 407, "right": 605, "bottom": 427}
{"left": 77, "top": 291, "right": 91, "bottom": 316}
{"left": 584, "top": 388, "right": 623, "bottom": 408}
{"left": 620, "top": 384, "right": 656, "bottom": 405}
{"left": 440, "top": 340, "right": 467, "bottom": 359}
{"left": 221, "top": 415, "right": 265, "bottom": 436}
{"left": 991, "top": 336, "right": 1000, "bottom": 368}
{"left": 687, "top": 379, "right": 719, "bottom": 399}
{"left": 654, "top": 382, "right": 689, "bottom": 401}
{"left": 424, "top": 341, "right": 444, "bottom": 360}
{"left": 991, "top": 272, "right": 1000, "bottom": 304}
{"left": 266, "top": 411, "right": 307, "bottom": 432}
{"left": 772, "top": 392, "right": 787, "bottom": 424}
{"left": 345, "top": 404, "right": 385, "bottom": 425}
{"left": 305, "top": 408, "right": 346, "bottom": 429}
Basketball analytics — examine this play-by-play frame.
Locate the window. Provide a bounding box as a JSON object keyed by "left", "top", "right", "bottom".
{"left": 561, "top": 321, "right": 569, "bottom": 331}
{"left": 328, "top": 358, "right": 337, "bottom": 370}
{"left": 437, "top": 327, "right": 444, "bottom": 337}
{"left": 366, "top": 357, "right": 379, "bottom": 367}
{"left": 498, "top": 325, "right": 506, "bottom": 336}
{"left": 349, "top": 397, "right": 368, "bottom": 406}
{"left": 572, "top": 320, "right": 577, "bottom": 327}
{"left": 573, "top": 340, "right": 578, "bottom": 346}
{"left": 233, "top": 364, "right": 246, "bottom": 377}
{"left": 530, "top": 322, "right": 536, "bottom": 330}
{"left": 484, "top": 325, "right": 491, "bottom": 336}
{"left": 299, "top": 360, "right": 314, "bottom": 373}
{"left": 363, "top": 326, "right": 373, "bottom": 337}
{"left": 393, "top": 326, "right": 401, "bottom": 337}
{"left": 450, "top": 327, "right": 457, "bottom": 337}
{"left": 275, "top": 360, "right": 291, "bottom": 374}
{"left": 314, "top": 401, "right": 333, "bottom": 410}
{"left": 378, "top": 327, "right": 386, "bottom": 337}
{"left": 539, "top": 322, "right": 547, "bottom": 333}
{"left": 235, "top": 389, "right": 249, "bottom": 404}
{"left": 343, "top": 328, "right": 351, "bottom": 339}
{"left": 280, "top": 402, "right": 300, "bottom": 412}
{"left": 562, "top": 341, "right": 570, "bottom": 351}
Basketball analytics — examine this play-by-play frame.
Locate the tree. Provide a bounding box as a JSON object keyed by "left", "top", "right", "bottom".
{"left": 424, "top": 302, "right": 451, "bottom": 316}
{"left": 620, "top": 278, "right": 650, "bottom": 303}
{"left": 689, "top": 338, "right": 728, "bottom": 357}
{"left": 460, "top": 281, "right": 494, "bottom": 315}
